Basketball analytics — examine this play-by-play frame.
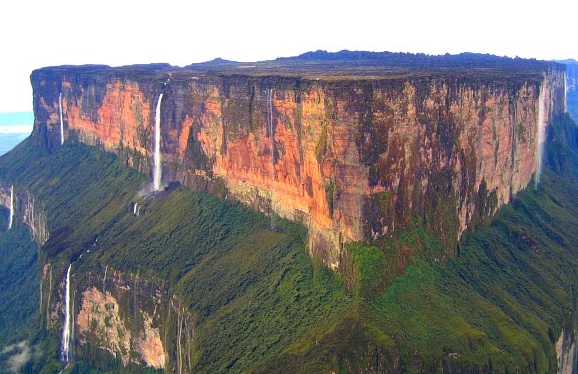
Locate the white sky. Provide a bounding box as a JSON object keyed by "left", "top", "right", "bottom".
{"left": 1, "top": 0, "right": 576, "bottom": 112}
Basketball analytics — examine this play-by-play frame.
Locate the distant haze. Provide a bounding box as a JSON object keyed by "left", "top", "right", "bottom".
{"left": 0, "top": 112, "right": 33, "bottom": 156}
{"left": 0, "top": 112, "right": 33, "bottom": 126}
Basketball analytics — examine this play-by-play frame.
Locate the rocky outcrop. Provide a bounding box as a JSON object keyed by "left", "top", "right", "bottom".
{"left": 40, "top": 263, "right": 194, "bottom": 371}
{"left": 19, "top": 191, "right": 49, "bottom": 244}
{"left": 562, "top": 60, "right": 578, "bottom": 120}
{"left": 0, "top": 183, "right": 48, "bottom": 243}
{"left": 76, "top": 284, "right": 165, "bottom": 369}
{"left": 564, "top": 61, "right": 577, "bottom": 93}
{"left": 557, "top": 329, "right": 577, "bottom": 374}
{"left": 0, "top": 184, "right": 13, "bottom": 229}
{"left": 30, "top": 56, "right": 566, "bottom": 266}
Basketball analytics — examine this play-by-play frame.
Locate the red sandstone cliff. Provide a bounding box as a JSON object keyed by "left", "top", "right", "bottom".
{"left": 30, "top": 57, "right": 566, "bottom": 266}
{"left": 39, "top": 263, "right": 194, "bottom": 371}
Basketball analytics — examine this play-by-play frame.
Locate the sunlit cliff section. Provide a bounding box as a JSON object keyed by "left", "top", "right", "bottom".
{"left": 30, "top": 52, "right": 566, "bottom": 267}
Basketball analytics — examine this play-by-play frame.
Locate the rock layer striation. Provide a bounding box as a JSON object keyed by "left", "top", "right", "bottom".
{"left": 30, "top": 54, "right": 566, "bottom": 265}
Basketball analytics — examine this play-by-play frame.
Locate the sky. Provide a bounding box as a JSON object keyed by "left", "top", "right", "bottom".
{"left": 1, "top": 0, "right": 576, "bottom": 112}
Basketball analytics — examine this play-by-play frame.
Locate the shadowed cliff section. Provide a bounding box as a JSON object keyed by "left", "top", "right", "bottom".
{"left": 545, "top": 113, "right": 578, "bottom": 182}
{"left": 3, "top": 115, "right": 578, "bottom": 373}
{"left": 547, "top": 60, "right": 578, "bottom": 182}
{"left": 3, "top": 51, "right": 576, "bottom": 372}
{"left": 561, "top": 59, "right": 578, "bottom": 121}
{"left": 0, "top": 139, "right": 352, "bottom": 373}
{"left": 29, "top": 51, "right": 566, "bottom": 267}
{"left": 256, "top": 113, "right": 578, "bottom": 373}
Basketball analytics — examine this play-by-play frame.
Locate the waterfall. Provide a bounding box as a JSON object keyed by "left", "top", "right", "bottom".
{"left": 564, "top": 73, "right": 568, "bottom": 113}
{"left": 153, "top": 94, "right": 163, "bottom": 191}
{"left": 535, "top": 78, "right": 547, "bottom": 190}
{"left": 61, "top": 264, "right": 72, "bottom": 362}
{"left": 133, "top": 202, "right": 138, "bottom": 216}
{"left": 8, "top": 185, "right": 14, "bottom": 230}
{"left": 59, "top": 93, "right": 64, "bottom": 145}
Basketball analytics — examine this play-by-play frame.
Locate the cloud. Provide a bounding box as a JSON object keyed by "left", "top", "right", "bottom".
{"left": 1, "top": 341, "right": 32, "bottom": 374}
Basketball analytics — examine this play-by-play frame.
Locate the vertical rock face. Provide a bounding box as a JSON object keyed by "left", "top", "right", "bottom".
{"left": 18, "top": 191, "right": 49, "bottom": 244}
{"left": 40, "top": 265, "right": 193, "bottom": 371}
{"left": 564, "top": 61, "right": 578, "bottom": 94}
{"left": 75, "top": 271, "right": 166, "bottom": 369}
{"left": 0, "top": 183, "right": 48, "bottom": 243}
{"left": 563, "top": 60, "right": 578, "bottom": 119}
{"left": 556, "top": 329, "right": 577, "bottom": 374}
{"left": 0, "top": 184, "right": 11, "bottom": 228}
{"left": 30, "top": 59, "right": 566, "bottom": 266}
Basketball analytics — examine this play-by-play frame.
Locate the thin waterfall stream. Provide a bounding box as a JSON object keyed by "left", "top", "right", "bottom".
{"left": 8, "top": 185, "right": 14, "bottom": 229}
{"left": 61, "top": 264, "right": 72, "bottom": 362}
{"left": 59, "top": 93, "right": 64, "bottom": 145}
{"left": 154, "top": 94, "right": 164, "bottom": 191}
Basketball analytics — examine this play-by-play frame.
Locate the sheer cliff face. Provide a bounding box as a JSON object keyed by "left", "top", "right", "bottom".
{"left": 30, "top": 66, "right": 566, "bottom": 266}
{"left": 40, "top": 264, "right": 194, "bottom": 372}
{"left": 0, "top": 184, "right": 48, "bottom": 243}
{"left": 564, "top": 61, "right": 578, "bottom": 119}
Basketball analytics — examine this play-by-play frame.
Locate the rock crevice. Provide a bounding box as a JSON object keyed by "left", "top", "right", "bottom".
{"left": 30, "top": 61, "right": 566, "bottom": 265}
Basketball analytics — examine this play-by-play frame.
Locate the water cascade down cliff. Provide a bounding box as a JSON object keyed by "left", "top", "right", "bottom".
{"left": 8, "top": 184, "right": 14, "bottom": 230}
{"left": 154, "top": 93, "right": 163, "bottom": 191}
{"left": 564, "top": 73, "right": 568, "bottom": 113}
{"left": 0, "top": 184, "right": 48, "bottom": 241}
{"left": 30, "top": 55, "right": 565, "bottom": 267}
{"left": 59, "top": 92, "right": 64, "bottom": 145}
{"left": 61, "top": 264, "right": 72, "bottom": 362}
{"left": 2, "top": 52, "right": 578, "bottom": 373}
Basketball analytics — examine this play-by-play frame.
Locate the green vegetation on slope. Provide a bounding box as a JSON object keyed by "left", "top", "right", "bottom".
{"left": 2, "top": 112, "right": 578, "bottom": 373}
{"left": 0, "top": 138, "right": 352, "bottom": 373}
{"left": 258, "top": 115, "right": 578, "bottom": 373}
{"left": 362, "top": 171, "right": 578, "bottom": 372}
{"left": 0, "top": 223, "right": 40, "bottom": 374}
{"left": 0, "top": 138, "right": 150, "bottom": 373}
{"left": 547, "top": 113, "right": 578, "bottom": 182}
{"left": 83, "top": 185, "right": 352, "bottom": 373}
{"left": 0, "top": 219, "right": 38, "bottom": 343}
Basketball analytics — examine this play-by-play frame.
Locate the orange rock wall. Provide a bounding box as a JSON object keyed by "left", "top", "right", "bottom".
{"left": 39, "top": 263, "right": 194, "bottom": 371}
{"left": 31, "top": 68, "right": 566, "bottom": 266}
{"left": 76, "top": 286, "right": 165, "bottom": 369}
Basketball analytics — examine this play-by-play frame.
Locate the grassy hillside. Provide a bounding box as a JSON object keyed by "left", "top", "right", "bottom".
{"left": 256, "top": 115, "right": 578, "bottom": 372}
{"left": 0, "top": 223, "right": 39, "bottom": 374}
{"left": 256, "top": 168, "right": 578, "bottom": 372}
{"left": 1, "top": 112, "right": 578, "bottom": 373}
{"left": 0, "top": 212, "right": 38, "bottom": 340}
{"left": 0, "top": 139, "right": 352, "bottom": 373}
